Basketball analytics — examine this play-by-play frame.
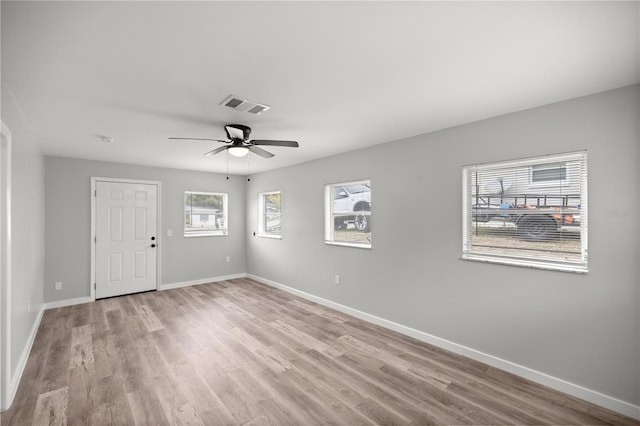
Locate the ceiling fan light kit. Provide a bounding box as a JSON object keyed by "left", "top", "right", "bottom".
{"left": 228, "top": 146, "right": 249, "bottom": 157}
{"left": 169, "top": 124, "right": 299, "bottom": 159}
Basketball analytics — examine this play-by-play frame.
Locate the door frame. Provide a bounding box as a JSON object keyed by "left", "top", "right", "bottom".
{"left": 90, "top": 177, "right": 162, "bottom": 301}
{"left": 1, "top": 121, "right": 12, "bottom": 410}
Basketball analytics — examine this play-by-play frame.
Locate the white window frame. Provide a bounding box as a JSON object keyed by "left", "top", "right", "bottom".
{"left": 258, "top": 190, "right": 282, "bottom": 239}
{"left": 184, "top": 191, "right": 228, "bottom": 237}
{"left": 324, "top": 179, "right": 372, "bottom": 249}
{"left": 462, "top": 151, "right": 588, "bottom": 273}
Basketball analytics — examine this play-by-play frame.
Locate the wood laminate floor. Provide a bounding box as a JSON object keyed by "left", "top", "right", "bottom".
{"left": 1, "top": 278, "right": 637, "bottom": 425}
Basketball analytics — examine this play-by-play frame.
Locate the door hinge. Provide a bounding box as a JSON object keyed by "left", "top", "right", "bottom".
{"left": 94, "top": 236, "right": 97, "bottom": 243}
{"left": 94, "top": 283, "right": 96, "bottom": 290}
{"left": 94, "top": 189, "right": 97, "bottom": 197}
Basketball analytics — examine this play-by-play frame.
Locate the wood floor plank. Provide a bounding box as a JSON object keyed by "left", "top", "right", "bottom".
{"left": 171, "top": 358, "right": 239, "bottom": 425}
{"left": 89, "top": 374, "right": 136, "bottom": 425}
{"left": 69, "top": 324, "right": 94, "bottom": 369}
{"left": 126, "top": 388, "right": 170, "bottom": 426}
{"left": 67, "top": 363, "right": 96, "bottom": 425}
{"left": 171, "top": 402, "right": 205, "bottom": 426}
{"left": 289, "top": 355, "right": 399, "bottom": 425}
{"left": 2, "top": 278, "right": 638, "bottom": 426}
{"left": 303, "top": 348, "right": 440, "bottom": 425}
{"left": 32, "top": 387, "right": 68, "bottom": 426}
{"left": 135, "top": 304, "right": 165, "bottom": 332}
{"left": 269, "top": 319, "right": 343, "bottom": 357}
{"left": 196, "top": 363, "right": 255, "bottom": 425}
{"left": 256, "top": 368, "right": 336, "bottom": 425}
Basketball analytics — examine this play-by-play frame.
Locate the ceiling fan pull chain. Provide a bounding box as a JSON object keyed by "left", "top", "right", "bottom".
{"left": 226, "top": 150, "right": 229, "bottom": 180}
{"left": 247, "top": 155, "right": 251, "bottom": 182}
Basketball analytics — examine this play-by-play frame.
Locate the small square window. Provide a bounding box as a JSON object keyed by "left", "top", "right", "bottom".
{"left": 184, "top": 191, "right": 228, "bottom": 237}
{"left": 325, "top": 180, "right": 371, "bottom": 249}
{"left": 258, "top": 191, "right": 282, "bottom": 238}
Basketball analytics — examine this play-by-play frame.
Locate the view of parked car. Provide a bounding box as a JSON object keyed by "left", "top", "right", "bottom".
{"left": 333, "top": 184, "right": 371, "bottom": 232}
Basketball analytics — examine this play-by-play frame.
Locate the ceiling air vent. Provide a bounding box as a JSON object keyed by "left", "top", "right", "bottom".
{"left": 221, "top": 95, "right": 270, "bottom": 115}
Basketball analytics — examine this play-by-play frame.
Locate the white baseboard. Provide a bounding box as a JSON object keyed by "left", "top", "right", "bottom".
{"left": 247, "top": 274, "right": 640, "bottom": 420}
{"left": 42, "top": 274, "right": 249, "bottom": 309}
{"left": 161, "top": 273, "right": 247, "bottom": 291}
{"left": 2, "top": 306, "right": 44, "bottom": 411}
{"left": 44, "top": 296, "right": 92, "bottom": 310}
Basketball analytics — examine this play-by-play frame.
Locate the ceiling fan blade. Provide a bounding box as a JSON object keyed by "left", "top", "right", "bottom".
{"left": 203, "top": 146, "right": 228, "bottom": 157}
{"left": 169, "top": 137, "right": 228, "bottom": 143}
{"left": 249, "top": 145, "right": 275, "bottom": 158}
{"left": 250, "top": 139, "right": 299, "bottom": 147}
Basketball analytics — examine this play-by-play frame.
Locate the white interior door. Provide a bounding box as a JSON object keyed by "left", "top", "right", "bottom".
{"left": 95, "top": 181, "right": 158, "bottom": 299}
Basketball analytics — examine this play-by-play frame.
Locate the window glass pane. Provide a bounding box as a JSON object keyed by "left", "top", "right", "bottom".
{"left": 326, "top": 180, "right": 371, "bottom": 248}
{"left": 532, "top": 162, "right": 567, "bottom": 182}
{"left": 463, "top": 152, "right": 587, "bottom": 272}
{"left": 259, "top": 192, "right": 281, "bottom": 237}
{"left": 184, "top": 192, "right": 228, "bottom": 236}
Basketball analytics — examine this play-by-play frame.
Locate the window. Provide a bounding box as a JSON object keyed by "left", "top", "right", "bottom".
{"left": 325, "top": 179, "right": 371, "bottom": 249}
{"left": 184, "top": 191, "right": 228, "bottom": 237}
{"left": 258, "top": 191, "right": 282, "bottom": 238}
{"left": 531, "top": 162, "right": 567, "bottom": 184}
{"left": 462, "top": 152, "right": 588, "bottom": 273}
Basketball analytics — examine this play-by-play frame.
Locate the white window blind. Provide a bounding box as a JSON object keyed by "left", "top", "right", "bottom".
{"left": 462, "top": 151, "right": 588, "bottom": 273}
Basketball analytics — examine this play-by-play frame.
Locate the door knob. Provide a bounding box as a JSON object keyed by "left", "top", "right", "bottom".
{"left": 151, "top": 236, "right": 156, "bottom": 240}
{"left": 151, "top": 244, "right": 156, "bottom": 248}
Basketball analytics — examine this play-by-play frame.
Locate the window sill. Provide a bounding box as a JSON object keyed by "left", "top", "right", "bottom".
{"left": 184, "top": 231, "right": 228, "bottom": 237}
{"left": 257, "top": 233, "right": 282, "bottom": 240}
{"left": 325, "top": 241, "right": 372, "bottom": 250}
{"left": 462, "top": 253, "right": 587, "bottom": 274}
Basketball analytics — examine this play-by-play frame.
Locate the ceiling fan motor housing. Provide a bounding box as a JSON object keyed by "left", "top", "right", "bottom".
{"left": 225, "top": 124, "right": 252, "bottom": 142}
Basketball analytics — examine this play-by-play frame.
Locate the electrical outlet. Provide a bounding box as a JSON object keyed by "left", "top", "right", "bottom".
{"left": 167, "top": 229, "right": 173, "bottom": 237}
{"left": 226, "top": 256, "right": 231, "bottom": 263}
{"left": 55, "top": 281, "right": 62, "bottom": 290}
{"left": 334, "top": 275, "right": 341, "bottom": 285}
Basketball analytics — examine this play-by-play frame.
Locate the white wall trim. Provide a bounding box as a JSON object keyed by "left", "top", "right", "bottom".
{"left": 247, "top": 274, "right": 640, "bottom": 420}
{"left": 0, "top": 120, "right": 12, "bottom": 411}
{"left": 1, "top": 306, "right": 43, "bottom": 411}
{"left": 42, "top": 274, "right": 248, "bottom": 308}
{"left": 90, "top": 177, "right": 162, "bottom": 301}
{"left": 161, "top": 273, "right": 247, "bottom": 291}
{"left": 44, "top": 296, "right": 92, "bottom": 310}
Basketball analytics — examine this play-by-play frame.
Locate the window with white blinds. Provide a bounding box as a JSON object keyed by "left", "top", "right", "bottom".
{"left": 462, "top": 151, "right": 588, "bottom": 273}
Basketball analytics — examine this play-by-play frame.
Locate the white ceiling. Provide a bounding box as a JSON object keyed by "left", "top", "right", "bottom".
{"left": 2, "top": 1, "right": 638, "bottom": 175}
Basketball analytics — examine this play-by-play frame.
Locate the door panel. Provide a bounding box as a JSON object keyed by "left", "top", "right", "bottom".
{"left": 96, "top": 181, "right": 157, "bottom": 299}
{"left": 134, "top": 251, "right": 146, "bottom": 278}
{"left": 109, "top": 207, "right": 123, "bottom": 241}
{"left": 134, "top": 207, "right": 147, "bottom": 240}
{"left": 109, "top": 253, "right": 123, "bottom": 283}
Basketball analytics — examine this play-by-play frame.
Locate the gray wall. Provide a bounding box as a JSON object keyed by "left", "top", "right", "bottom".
{"left": 246, "top": 85, "right": 640, "bottom": 405}
{"left": 1, "top": 84, "right": 45, "bottom": 396}
{"left": 44, "top": 157, "right": 246, "bottom": 303}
